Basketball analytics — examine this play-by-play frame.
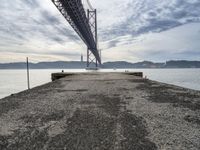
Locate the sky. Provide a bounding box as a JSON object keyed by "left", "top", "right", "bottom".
{"left": 0, "top": 0, "right": 200, "bottom": 63}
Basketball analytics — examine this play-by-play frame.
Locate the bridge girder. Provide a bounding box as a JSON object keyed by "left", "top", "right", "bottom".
{"left": 52, "top": 0, "right": 101, "bottom": 65}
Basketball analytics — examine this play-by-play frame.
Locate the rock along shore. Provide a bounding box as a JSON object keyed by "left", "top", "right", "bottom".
{"left": 0, "top": 72, "right": 200, "bottom": 150}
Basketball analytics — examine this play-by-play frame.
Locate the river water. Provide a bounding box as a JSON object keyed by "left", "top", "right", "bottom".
{"left": 0, "top": 69, "right": 200, "bottom": 99}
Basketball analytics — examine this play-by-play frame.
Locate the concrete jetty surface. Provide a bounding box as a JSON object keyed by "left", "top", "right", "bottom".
{"left": 0, "top": 72, "right": 200, "bottom": 150}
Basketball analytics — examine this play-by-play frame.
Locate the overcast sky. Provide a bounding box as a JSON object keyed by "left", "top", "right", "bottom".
{"left": 0, "top": 0, "right": 200, "bottom": 63}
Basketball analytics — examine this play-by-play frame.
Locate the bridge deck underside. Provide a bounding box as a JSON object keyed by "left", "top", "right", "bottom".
{"left": 52, "top": 0, "right": 101, "bottom": 63}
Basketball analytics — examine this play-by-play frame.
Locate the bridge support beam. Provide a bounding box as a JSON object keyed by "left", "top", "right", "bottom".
{"left": 87, "top": 48, "right": 98, "bottom": 68}
{"left": 87, "top": 9, "right": 101, "bottom": 68}
{"left": 52, "top": 0, "right": 101, "bottom": 68}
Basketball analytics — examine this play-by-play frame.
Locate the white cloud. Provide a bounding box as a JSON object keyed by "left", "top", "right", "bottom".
{"left": 101, "top": 23, "right": 200, "bottom": 62}
{"left": 0, "top": 0, "right": 200, "bottom": 63}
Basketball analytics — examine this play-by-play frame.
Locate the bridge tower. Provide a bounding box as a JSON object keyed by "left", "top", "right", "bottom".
{"left": 51, "top": 0, "right": 101, "bottom": 69}
{"left": 87, "top": 9, "right": 99, "bottom": 68}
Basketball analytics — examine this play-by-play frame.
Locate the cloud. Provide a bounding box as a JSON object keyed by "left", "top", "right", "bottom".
{"left": 0, "top": 0, "right": 200, "bottom": 63}
{"left": 93, "top": 0, "right": 200, "bottom": 40}
{"left": 0, "top": 0, "right": 85, "bottom": 62}
{"left": 102, "top": 23, "right": 200, "bottom": 62}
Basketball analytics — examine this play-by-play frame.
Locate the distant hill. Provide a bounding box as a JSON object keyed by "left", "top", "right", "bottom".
{"left": 132, "top": 61, "right": 165, "bottom": 68}
{"left": 0, "top": 61, "right": 87, "bottom": 69}
{"left": 165, "top": 60, "right": 200, "bottom": 68}
{"left": 102, "top": 61, "right": 135, "bottom": 68}
{"left": 0, "top": 60, "right": 200, "bottom": 69}
{"left": 102, "top": 61, "right": 165, "bottom": 68}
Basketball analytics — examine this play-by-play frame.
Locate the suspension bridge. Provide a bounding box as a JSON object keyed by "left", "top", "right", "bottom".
{"left": 52, "top": 0, "right": 101, "bottom": 68}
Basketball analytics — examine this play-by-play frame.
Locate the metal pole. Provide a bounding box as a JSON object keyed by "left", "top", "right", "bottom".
{"left": 95, "top": 9, "right": 98, "bottom": 67}
{"left": 26, "top": 57, "right": 30, "bottom": 90}
{"left": 95, "top": 9, "right": 97, "bottom": 46}
{"left": 99, "top": 49, "right": 102, "bottom": 64}
{"left": 87, "top": 48, "right": 89, "bottom": 67}
{"left": 87, "top": 9, "right": 90, "bottom": 68}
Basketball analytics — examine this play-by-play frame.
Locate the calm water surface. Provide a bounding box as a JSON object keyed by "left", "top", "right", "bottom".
{"left": 0, "top": 69, "right": 200, "bottom": 99}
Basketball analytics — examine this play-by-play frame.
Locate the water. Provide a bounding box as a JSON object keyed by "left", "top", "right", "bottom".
{"left": 0, "top": 69, "right": 200, "bottom": 99}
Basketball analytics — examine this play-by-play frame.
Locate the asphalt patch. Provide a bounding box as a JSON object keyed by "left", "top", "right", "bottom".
{"left": 0, "top": 127, "right": 49, "bottom": 150}
{"left": 184, "top": 115, "right": 200, "bottom": 125}
{"left": 0, "top": 93, "right": 157, "bottom": 150}
{"left": 47, "top": 109, "right": 116, "bottom": 150}
{"left": 20, "top": 110, "right": 65, "bottom": 124}
{"left": 120, "top": 112, "right": 157, "bottom": 150}
{"left": 137, "top": 81, "right": 200, "bottom": 111}
{"left": 0, "top": 99, "right": 19, "bottom": 117}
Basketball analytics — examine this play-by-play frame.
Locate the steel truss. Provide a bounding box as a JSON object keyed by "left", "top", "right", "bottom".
{"left": 52, "top": 0, "right": 101, "bottom": 67}
{"left": 87, "top": 9, "right": 99, "bottom": 68}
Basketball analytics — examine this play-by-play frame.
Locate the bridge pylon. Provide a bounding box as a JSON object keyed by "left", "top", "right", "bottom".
{"left": 87, "top": 9, "right": 101, "bottom": 68}
{"left": 51, "top": 0, "right": 101, "bottom": 68}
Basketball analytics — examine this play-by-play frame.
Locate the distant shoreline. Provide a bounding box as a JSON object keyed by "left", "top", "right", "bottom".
{"left": 0, "top": 60, "right": 200, "bottom": 69}
{"left": 0, "top": 68, "right": 200, "bottom": 70}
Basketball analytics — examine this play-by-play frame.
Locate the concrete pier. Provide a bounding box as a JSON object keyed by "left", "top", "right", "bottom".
{"left": 0, "top": 72, "right": 200, "bottom": 150}
{"left": 51, "top": 72, "right": 143, "bottom": 81}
